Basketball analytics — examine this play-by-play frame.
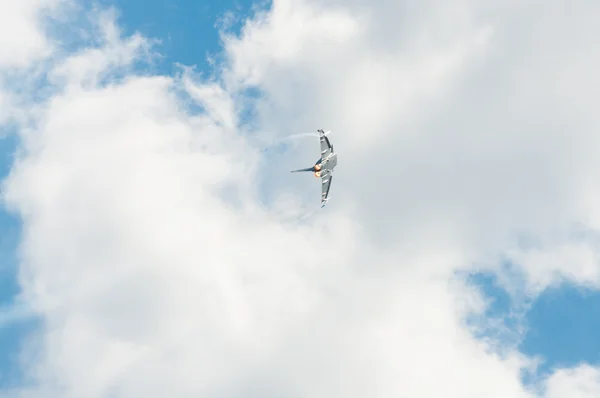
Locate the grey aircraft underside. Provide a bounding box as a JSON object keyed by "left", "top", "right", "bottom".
{"left": 291, "top": 129, "right": 338, "bottom": 208}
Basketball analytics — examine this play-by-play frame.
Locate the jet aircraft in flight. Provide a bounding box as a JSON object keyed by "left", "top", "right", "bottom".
{"left": 291, "top": 129, "right": 338, "bottom": 208}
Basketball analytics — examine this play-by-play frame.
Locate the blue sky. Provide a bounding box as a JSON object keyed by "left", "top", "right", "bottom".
{"left": 1, "top": 0, "right": 600, "bottom": 393}
{"left": 93, "top": 0, "right": 258, "bottom": 75}
{"left": 0, "top": 132, "right": 26, "bottom": 387}
{"left": 469, "top": 272, "right": 600, "bottom": 381}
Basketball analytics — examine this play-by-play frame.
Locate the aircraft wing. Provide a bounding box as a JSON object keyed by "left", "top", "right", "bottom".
{"left": 319, "top": 130, "right": 333, "bottom": 159}
{"left": 321, "top": 174, "right": 332, "bottom": 207}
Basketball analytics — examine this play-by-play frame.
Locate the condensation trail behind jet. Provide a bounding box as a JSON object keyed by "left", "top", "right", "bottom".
{"left": 259, "top": 131, "right": 320, "bottom": 153}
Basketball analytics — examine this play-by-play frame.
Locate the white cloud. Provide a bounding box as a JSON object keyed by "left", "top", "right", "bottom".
{"left": 545, "top": 365, "right": 600, "bottom": 398}
{"left": 221, "top": 0, "right": 600, "bottom": 282}
{"left": 3, "top": 0, "right": 600, "bottom": 397}
{"left": 48, "top": 8, "right": 153, "bottom": 90}
{"left": 507, "top": 240, "right": 600, "bottom": 294}
{"left": 0, "top": 0, "right": 67, "bottom": 128}
{"left": 0, "top": 0, "right": 65, "bottom": 69}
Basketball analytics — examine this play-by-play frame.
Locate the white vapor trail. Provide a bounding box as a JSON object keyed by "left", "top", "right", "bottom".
{"left": 258, "top": 131, "right": 320, "bottom": 153}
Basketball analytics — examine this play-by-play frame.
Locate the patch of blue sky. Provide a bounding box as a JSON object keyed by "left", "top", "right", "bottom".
{"left": 0, "top": 131, "right": 20, "bottom": 302}
{"left": 463, "top": 271, "right": 527, "bottom": 350}
{"left": 0, "top": 129, "right": 31, "bottom": 387}
{"left": 89, "top": 0, "right": 270, "bottom": 77}
{"left": 521, "top": 284, "right": 600, "bottom": 375}
{"left": 466, "top": 269, "right": 600, "bottom": 384}
{"left": 91, "top": 0, "right": 272, "bottom": 140}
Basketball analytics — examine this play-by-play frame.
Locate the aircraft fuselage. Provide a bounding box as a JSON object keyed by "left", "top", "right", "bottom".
{"left": 312, "top": 153, "right": 337, "bottom": 177}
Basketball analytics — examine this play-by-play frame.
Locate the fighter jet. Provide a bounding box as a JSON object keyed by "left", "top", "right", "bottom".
{"left": 291, "top": 129, "right": 338, "bottom": 208}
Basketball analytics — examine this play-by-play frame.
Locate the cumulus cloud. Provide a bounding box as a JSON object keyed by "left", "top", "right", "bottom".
{"left": 544, "top": 365, "right": 600, "bottom": 398}
{"left": 0, "top": 0, "right": 65, "bottom": 127}
{"left": 221, "top": 0, "right": 600, "bottom": 282}
{"left": 2, "top": 0, "right": 600, "bottom": 397}
{"left": 0, "top": 0, "right": 64, "bottom": 69}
